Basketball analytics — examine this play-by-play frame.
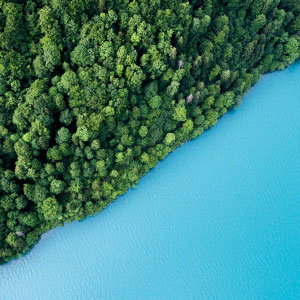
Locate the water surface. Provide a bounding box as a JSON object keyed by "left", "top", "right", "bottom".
{"left": 1, "top": 62, "right": 300, "bottom": 300}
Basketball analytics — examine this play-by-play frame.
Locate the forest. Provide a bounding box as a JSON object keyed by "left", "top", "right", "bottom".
{"left": 0, "top": 0, "right": 299, "bottom": 264}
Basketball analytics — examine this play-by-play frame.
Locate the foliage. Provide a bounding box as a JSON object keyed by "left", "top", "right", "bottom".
{"left": 0, "top": 0, "right": 299, "bottom": 264}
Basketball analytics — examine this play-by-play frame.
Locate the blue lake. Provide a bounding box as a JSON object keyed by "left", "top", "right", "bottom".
{"left": 1, "top": 61, "right": 300, "bottom": 300}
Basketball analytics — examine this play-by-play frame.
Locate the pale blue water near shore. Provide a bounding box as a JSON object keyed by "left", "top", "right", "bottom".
{"left": 1, "top": 61, "right": 300, "bottom": 300}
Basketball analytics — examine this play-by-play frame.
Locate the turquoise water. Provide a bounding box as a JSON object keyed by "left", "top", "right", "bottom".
{"left": 1, "top": 62, "right": 300, "bottom": 300}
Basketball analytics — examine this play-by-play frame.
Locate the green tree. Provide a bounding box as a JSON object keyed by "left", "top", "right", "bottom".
{"left": 41, "top": 197, "right": 62, "bottom": 221}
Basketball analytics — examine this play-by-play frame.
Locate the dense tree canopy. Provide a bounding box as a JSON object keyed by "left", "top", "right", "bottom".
{"left": 0, "top": 0, "right": 299, "bottom": 264}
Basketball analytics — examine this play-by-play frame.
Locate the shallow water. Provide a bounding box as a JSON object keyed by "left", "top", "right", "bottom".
{"left": 1, "top": 61, "right": 300, "bottom": 300}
